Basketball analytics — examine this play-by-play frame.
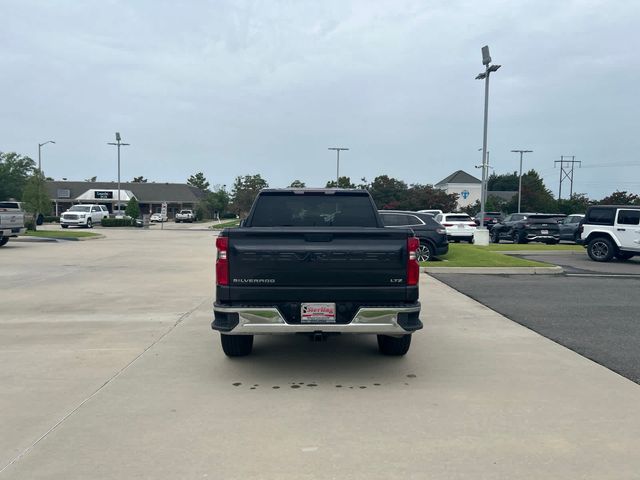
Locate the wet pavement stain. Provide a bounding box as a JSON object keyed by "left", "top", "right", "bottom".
{"left": 336, "top": 385, "right": 342, "bottom": 388}
{"left": 373, "top": 383, "right": 381, "bottom": 386}
{"left": 359, "top": 386, "right": 366, "bottom": 389}
{"left": 272, "top": 386, "right": 280, "bottom": 389}
{"left": 291, "top": 385, "right": 301, "bottom": 389}
{"left": 406, "top": 374, "right": 417, "bottom": 378}
{"left": 232, "top": 382, "right": 242, "bottom": 387}
{"left": 307, "top": 383, "right": 318, "bottom": 387}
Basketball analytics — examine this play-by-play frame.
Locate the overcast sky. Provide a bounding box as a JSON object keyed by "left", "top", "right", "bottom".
{"left": 2, "top": 0, "right": 639, "bottom": 198}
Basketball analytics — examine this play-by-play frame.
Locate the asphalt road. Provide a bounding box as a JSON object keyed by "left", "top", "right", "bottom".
{"left": 3, "top": 231, "right": 640, "bottom": 479}
{"left": 432, "top": 252, "right": 640, "bottom": 384}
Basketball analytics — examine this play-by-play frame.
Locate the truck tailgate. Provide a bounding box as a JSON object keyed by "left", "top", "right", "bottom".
{"left": 217, "top": 227, "right": 416, "bottom": 303}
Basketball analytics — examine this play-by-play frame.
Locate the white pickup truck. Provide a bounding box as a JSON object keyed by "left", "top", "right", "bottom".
{"left": 175, "top": 209, "right": 195, "bottom": 223}
{"left": 0, "top": 201, "right": 27, "bottom": 247}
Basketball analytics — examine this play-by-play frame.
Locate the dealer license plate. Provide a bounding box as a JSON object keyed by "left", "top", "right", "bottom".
{"left": 541, "top": 229, "right": 549, "bottom": 235}
{"left": 301, "top": 303, "right": 336, "bottom": 323}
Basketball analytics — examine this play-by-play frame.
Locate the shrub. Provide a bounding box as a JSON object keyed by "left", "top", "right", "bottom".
{"left": 44, "top": 216, "right": 60, "bottom": 223}
{"left": 24, "top": 216, "right": 36, "bottom": 231}
{"left": 101, "top": 218, "right": 136, "bottom": 227}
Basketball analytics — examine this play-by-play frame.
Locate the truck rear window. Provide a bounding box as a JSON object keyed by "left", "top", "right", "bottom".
{"left": 249, "top": 192, "right": 379, "bottom": 227}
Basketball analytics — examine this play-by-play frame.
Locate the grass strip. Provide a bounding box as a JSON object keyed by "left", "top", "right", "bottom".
{"left": 423, "top": 244, "right": 550, "bottom": 268}
{"left": 25, "top": 230, "right": 101, "bottom": 239}
{"left": 484, "top": 243, "right": 582, "bottom": 251}
{"left": 211, "top": 220, "right": 241, "bottom": 229}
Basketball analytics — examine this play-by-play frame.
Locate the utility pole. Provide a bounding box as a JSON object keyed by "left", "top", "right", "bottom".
{"left": 511, "top": 149, "right": 533, "bottom": 213}
{"left": 554, "top": 155, "right": 581, "bottom": 201}
{"left": 108, "top": 132, "right": 130, "bottom": 215}
{"left": 328, "top": 147, "right": 349, "bottom": 185}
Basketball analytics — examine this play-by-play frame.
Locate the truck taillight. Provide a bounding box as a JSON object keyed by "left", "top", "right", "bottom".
{"left": 216, "top": 236, "right": 229, "bottom": 286}
{"left": 407, "top": 237, "right": 420, "bottom": 286}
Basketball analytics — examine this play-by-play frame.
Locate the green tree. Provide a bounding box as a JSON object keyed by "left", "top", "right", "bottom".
{"left": 201, "top": 189, "right": 230, "bottom": 219}
{"left": 187, "top": 172, "right": 210, "bottom": 192}
{"left": 289, "top": 180, "right": 306, "bottom": 188}
{"left": 487, "top": 171, "right": 519, "bottom": 191}
{"left": 597, "top": 190, "right": 640, "bottom": 205}
{"left": 125, "top": 197, "right": 141, "bottom": 219}
{"left": 325, "top": 176, "right": 356, "bottom": 188}
{"left": 368, "top": 175, "right": 408, "bottom": 209}
{"left": 231, "top": 174, "right": 269, "bottom": 217}
{"left": 132, "top": 176, "right": 148, "bottom": 183}
{"left": 499, "top": 170, "right": 556, "bottom": 213}
{"left": 557, "top": 193, "right": 591, "bottom": 214}
{"left": 398, "top": 184, "right": 459, "bottom": 212}
{"left": 22, "top": 170, "right": 52, "bottom": 221}
{"left": 0, "top": 152, "right": 36, "bottom": 200}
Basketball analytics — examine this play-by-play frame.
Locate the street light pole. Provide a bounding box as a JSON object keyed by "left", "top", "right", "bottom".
{"left": 328, "top": 147, "right": 349, "bottom": 185}
{"left": 475, "top": 46, "right": 501, "bottom": 233}
{"left": 511, "top": 149, "right": 533, "bottom": 213}
{"left": 38, "top": 140, "right": 55, "bottom": 173}
{"left": 108, "top": 132, "right": 130, "bottom": 215}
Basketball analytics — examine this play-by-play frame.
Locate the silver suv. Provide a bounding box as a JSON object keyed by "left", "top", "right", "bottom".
{"left": 579, "top": 205, "right": 640, "bottom": 262}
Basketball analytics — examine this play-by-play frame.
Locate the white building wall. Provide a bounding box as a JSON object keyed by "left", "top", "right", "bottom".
{"left": 438, "top": 183, "right": 481, "bottom": 209}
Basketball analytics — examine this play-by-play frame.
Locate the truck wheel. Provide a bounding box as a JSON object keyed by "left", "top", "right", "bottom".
{"left": 490, "top": 230, "right": 499, "bottom": 243}
{"left": 86, "top": 219, "right": 93, "bottom": 228}
{"left": 0, "top": 237, "right": 9, "bottom": 247}
{"left": 61, "top": 224, "right": 68, "bottom": 229}
{"left": 220, "top": 334, "right": 254, "bottom": 357}
{"left": 377, "top": 334, "right": 411, "bottom": 356}
{"left": 587, "top": 237, "right": 614, "bottom": 262}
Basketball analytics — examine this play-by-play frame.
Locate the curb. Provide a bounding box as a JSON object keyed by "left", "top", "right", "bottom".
{"left": 16, "top": 234, "right": 105, "bottom": 242}
{"left": 422, "top": 266, "right": 564, "bottom": 275}
{"left": 12, "top": 237, "right": 58, "bottom": 243}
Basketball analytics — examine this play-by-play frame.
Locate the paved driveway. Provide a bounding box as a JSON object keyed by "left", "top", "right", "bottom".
{"left": 2, "top": 230, "right": 640, "bottom": 479}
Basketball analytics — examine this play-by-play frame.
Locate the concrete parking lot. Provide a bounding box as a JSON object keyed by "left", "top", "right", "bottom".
{"left": 2, "top": 230, "right": 640, "bottom": 479}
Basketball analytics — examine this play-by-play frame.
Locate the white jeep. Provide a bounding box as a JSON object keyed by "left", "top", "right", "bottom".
{"left": 60, "top": 204, "right": 109, "bottom": 228}
{"left": 579, "top": 205, "right": 640, "bottom": 262}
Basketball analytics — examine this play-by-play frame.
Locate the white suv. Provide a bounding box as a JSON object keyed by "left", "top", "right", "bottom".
{"left": 61, "top": 204, "right": 109, "bottom": 228}
{"left": 434, "top": 213, "right": 477, "bottom": 243}
{"left": 579, "top": 205, "right": 640, "bottom": 262}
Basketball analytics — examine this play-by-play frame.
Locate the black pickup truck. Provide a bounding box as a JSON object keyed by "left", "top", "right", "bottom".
{"left": 213, "top": 189, "right": 422, "bottom": 357}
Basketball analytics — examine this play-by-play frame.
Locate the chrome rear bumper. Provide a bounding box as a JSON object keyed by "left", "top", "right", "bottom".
{"left": 213, "top": 304, "right": 422, "bottom": 335}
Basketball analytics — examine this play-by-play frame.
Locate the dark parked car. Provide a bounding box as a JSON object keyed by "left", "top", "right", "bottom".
{"left": 490, "top": 213, "right": 561, "bottom": 244}
{"left": 474, "top": 211, "right": 503, "bottom": 230}
{"left": 379, "top": 210, "right": 448, "bottom": 261}
{"left": 558, "top": 214, "right": 585, "bottom": 242}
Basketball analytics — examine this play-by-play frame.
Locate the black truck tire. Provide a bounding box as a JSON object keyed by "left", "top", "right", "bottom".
{"left": 220, "top": 334, "right": 254, "bottom": 357}
{"left": 0, "top": 237, "right": 9, "bottom": 247}
{"left": 377, "top": 334, "right": 411, "bottom": 356}
{"left": 587, "top": 237, "right": 615, "bottom": 262}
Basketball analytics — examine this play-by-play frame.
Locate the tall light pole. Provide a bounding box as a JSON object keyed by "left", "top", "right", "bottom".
{"left": 475, "top": 46, "right": 501, "bottom": 233}
{"left": 511, "top": 149, "right": 533, "bottom": 213}
{"left": 108, "top": 132, "right": 130, "bottom": 215}
{"left": 476, "top": 148, "right": 491, "bottom": 209}
{"left": 328, "top": 147, "right": 349, "bottom": 185}
{"left": 38, "top": 140, "right": 55, "bottom": 173}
